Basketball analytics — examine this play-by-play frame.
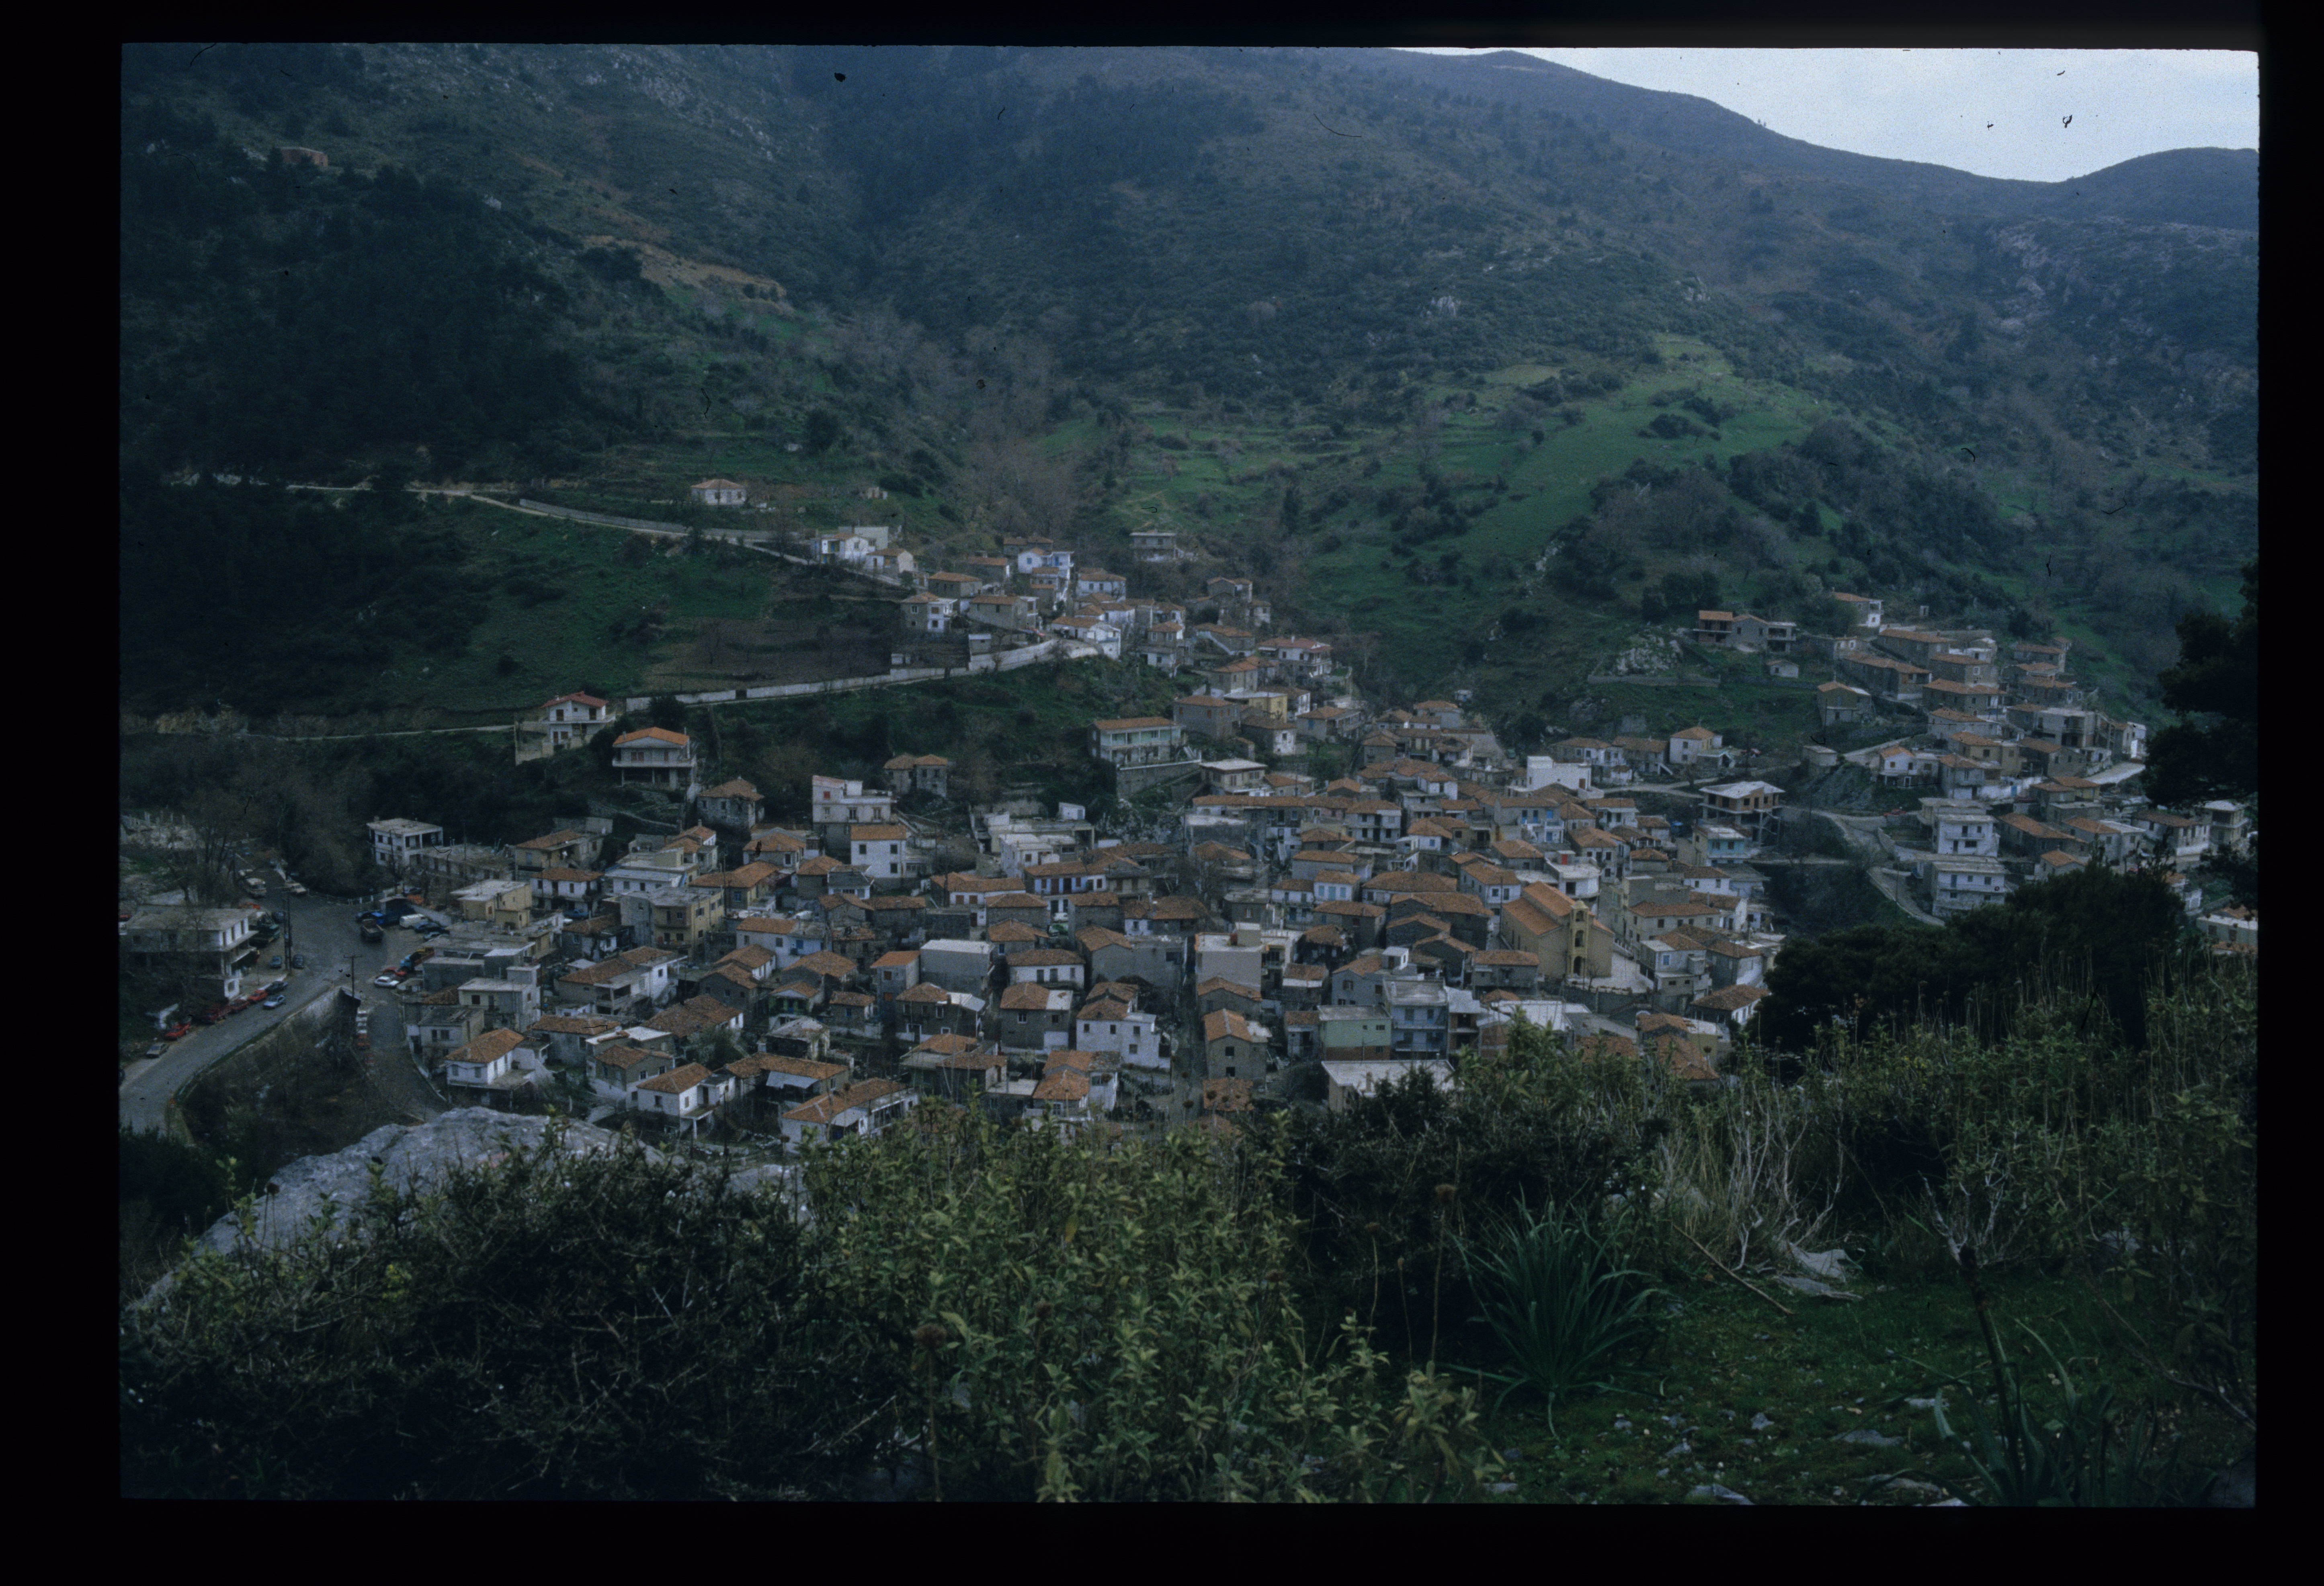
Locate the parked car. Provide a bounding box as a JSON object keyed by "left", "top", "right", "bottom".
{"left": 144, "top": 1041, "right": 169, "bottom": 1060}
{"left": 195, "top": 1005, "right": 228, "bottom": 1025}
{"left": 287, "top": 883, "right": 308, "bottom": 897}
{"left": 161, "top": 1022, "right": 193, "bottom": 1041}
{"left": 262, "top": 994, "right": 286, "bottom": 1009}
{"left": 373, "top": 973, "right": 401, "bottom": 989}
{"left": 290, "top": 954, "right": 307, "bottom": 969}
{"left": 361, "top": 924, "right": 384, "bottom": 945}
{"left": 269, "top": 955, "right": 283, "bottom": 969}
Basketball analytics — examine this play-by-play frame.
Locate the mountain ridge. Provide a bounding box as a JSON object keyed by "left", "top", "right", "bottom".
{"left": 119, "top": 42, "right": 2257, "bottom": 729}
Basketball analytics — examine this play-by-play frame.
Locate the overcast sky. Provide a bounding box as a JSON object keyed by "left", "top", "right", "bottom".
{"left": 1408, "top": 48, "right": 2258, "bottom": 185}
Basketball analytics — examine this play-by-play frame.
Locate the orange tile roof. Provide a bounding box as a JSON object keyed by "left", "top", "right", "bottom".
{"left": 785, "top": 1078, "right": 908, "bottom": 1125}
{"left": 637, "top": 1062, "right": 714, "bottom": 1094}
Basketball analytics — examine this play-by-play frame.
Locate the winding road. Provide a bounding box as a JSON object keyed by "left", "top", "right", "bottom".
{"left": 119, "top": 878, "right": 432, "bottom": 1135}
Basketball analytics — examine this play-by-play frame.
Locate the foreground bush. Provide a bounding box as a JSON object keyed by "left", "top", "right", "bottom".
{"left": 1283, "top": 958, "right": 2256, "bottom": 1455}
{"left": 1284, "top": 1039, "right": 1670, "bottom": 1361}
{"left": 122, "top": 1113, "right": 1504, "bottom": 1500}
{"left": 804, "top": 1109, "right": 1501, "bottom": 1500}
{"left": 121, "top": 1138, "right": 896, "bottom": 1499}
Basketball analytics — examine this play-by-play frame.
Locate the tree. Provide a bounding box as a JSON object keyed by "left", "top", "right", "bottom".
{"left": 802, "top": 408, "right": 842, "bottom": 455}
{"left": 1757, "top": 866, "right": 2193, "bottom": 1055}
{"left": 960, "top": 430, "right": 1086, "bottom": 543}
{"left": 1807, "top": 594, "right": 1861, "bottom": 639}
{"left": 2143, "top": 559, "right": 2257, "bottom": 807}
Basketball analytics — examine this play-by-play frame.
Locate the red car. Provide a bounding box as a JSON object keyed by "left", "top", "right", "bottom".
{"left": 195, "top": 1005, "right": 229, "bottom": 1025}
{"left": 160, "top": 1022, "right": 193, "bottom": 1041}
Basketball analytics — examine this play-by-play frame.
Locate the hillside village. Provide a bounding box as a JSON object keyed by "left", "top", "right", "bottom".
{"left": 145, "top": 481, "right": 2248, "bottom": 1148}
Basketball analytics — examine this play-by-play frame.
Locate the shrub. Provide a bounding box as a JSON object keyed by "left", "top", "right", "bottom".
{"left": 1285, "top": 1033, "right": 1669, "bottom": 1361}
{"left": 1899, "top": 1251, "right": 2193, "bottom": 1506}
{"left": 121, "top": 1136, "right": 896, "bottom": 1499}
{"left": 803, "top": 1109, "right": 1501, "bottom": 1501}
{"left": 1461, "top": 1199, "right": 1664, "bottom": 1435}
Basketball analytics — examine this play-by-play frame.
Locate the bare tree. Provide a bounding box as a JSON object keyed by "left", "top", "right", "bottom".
{"left": 961, "top": 431, "right": 1086, "bottom": 544}
{"left": 176, "top": 784, "right": 263, "bottom": 904}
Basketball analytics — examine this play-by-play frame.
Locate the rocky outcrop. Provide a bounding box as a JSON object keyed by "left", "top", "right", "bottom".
{"left": 186, "top": 1109, "right": 651, "bottom": 1263}
{"left": 160, "top": 1111, "right": 804, "bottom": 1293}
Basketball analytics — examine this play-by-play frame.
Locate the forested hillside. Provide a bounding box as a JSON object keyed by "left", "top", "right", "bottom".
{"left": 119, "top": 43, "right": 2257, "bottom": 727}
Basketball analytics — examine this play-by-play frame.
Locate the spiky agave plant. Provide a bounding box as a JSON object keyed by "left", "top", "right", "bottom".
{"left": 1461, "top": 1199, "right": 1664, "bottom": 1439}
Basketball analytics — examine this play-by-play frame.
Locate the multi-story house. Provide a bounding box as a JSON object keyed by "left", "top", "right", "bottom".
{"left": 1921, "top": 798, "right": 1999, "bottom": 858}
{"left": 368, "top": 817, "right": 445, "bottom": 873}
{"left": 1089, "top": 716, "right": 1185, "bottom": 768}
{"left": 1698, "top": 781, "right": 1784, "bottom": 843}
{"left": 126, "top": 906, "right": 262, "bottom": 1000}
{"left": 1928, "top": 853, "right": 2011, "bottom": 917}
{"left": 535, "top": 692, "right": 612, "bottom": 750}
{"left": 611, "top": 727, "right": 696, "bottom": 789}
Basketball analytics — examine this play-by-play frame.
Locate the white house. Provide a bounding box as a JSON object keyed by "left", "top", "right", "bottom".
{"left": 849, "top": 824, "right": 914, "bottom": 881}
{"left": 812, "top": 776, "right": 896, "bottom": 829}
{"left": 632, "top": 1061, "right": 730, "bottom": 1133}
{"left": 691, "top": 478, "right": 747, "bottom": 506}
{"left": 536, "top": 692, "right": 612, "bottom": 750}
{"left": 1666, "top": 727, "right": 1722, "bottom": 768}
{"left": 611, "top": 727, "right": 696, "bottom": 789}
{"left": 368, "top": 817, "right": 445, "bottom": 873}
{"left": 1928, "top": 853, "right": 2011, "bottom": 917}
{"left": 557, "top": 946, "right": 681, "bottom": 1016}
{"left": 443, "top": 1029, "right": 544, "bottom": 1105}
{"left": 1051, "top": 617, "right": 1122, "bottom": 659}
{"left": 1922, "top": 798, "right": 2000, "bottom": 859}
{"left": 1522, "top": 757, "right": 1593, "bottom": 795}
{"left": 1074, "top": 996, "right": 1162, "bottom": 1068}
{"left": 126, "top": 905, "right": 262, "bottom": 999}
{"left": 781, "top": 1078, "right": 917, "bottom": 1146}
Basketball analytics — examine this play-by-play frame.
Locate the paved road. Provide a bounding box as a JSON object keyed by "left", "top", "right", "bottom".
{"left": 243, "top": 723, "right": 518, "bottom": 743}
{"left": 119, "top": 878, "right": 417, "bottom": 1135}
{"left": 1869, "top": 865, "right": 1943, "bottom": 926}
